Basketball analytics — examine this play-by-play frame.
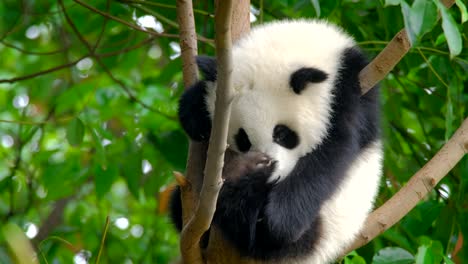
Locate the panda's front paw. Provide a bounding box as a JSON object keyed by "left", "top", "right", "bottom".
{"left": 223, "top": 149, "right": 276, "bottom": 182}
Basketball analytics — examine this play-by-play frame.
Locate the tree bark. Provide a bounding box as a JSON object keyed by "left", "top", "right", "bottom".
{"left": 176, "top": 1, "right": 251, "bottom": 263}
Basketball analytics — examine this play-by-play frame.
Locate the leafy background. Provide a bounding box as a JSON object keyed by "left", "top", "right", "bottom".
{"left": 0, "top": 0, "right": 466, "bottom": 263}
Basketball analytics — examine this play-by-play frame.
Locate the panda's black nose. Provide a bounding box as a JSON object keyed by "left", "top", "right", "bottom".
{"left": 273, "top": 125, "right": 299, "bottom": 149}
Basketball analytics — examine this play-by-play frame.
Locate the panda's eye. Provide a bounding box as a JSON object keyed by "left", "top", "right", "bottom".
{"left": 235, "top": 128, "right": 251, "bottom": 152}
{"left": 273, "top": 125, "right": 299, "bottom": 149}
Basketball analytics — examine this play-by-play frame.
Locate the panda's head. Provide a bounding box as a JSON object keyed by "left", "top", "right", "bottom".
{"left": 199, "top": 20, "right": 357, "bottom": 182}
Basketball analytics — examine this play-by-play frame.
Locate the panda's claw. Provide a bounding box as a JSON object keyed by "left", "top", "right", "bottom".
{"left": 255, "top": 156, "right": 272, "bottom": 169}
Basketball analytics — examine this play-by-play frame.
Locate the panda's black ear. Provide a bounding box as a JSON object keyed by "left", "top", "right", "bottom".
{"left": 289, "top": 67, "right": 328, "bottom": 94}
{"left": 196, "top": 56, "right": 217, "bottom": 82}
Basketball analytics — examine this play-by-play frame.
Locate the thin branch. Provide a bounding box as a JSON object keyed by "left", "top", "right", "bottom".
{"left": 359, "top": 0, "right": 456, "bottom": 94}
{"left": 97, "top": 37, "right": 155, "bottom": 57}
{"left": 176, "top": 0, "right": 199, "bottom": 89}
{"left": 179, "top": 1, "right": 234, "bottom": 263}
{"left": 34, "top": 197, "right": 73, "bottom": 244}
{"left": 72, "top": 0, "right": 174, "bottom": 37}
{"left": 417, "top": 48, "right": 450, "bottom": 89}
{"left": 58, "top": 0, "right": 176, "bottom": 121}
{"left": 92, "top": 0, "right": 110, "bottom": 53}
{"left": 72, "top": 0, "right": 213, "bottom": 44}
{"left": 175, "top": 0, "right": 200, "bottom": 231}
{"left": 4, "top": 122, "right": 24, "bottom": 221}
{"left": 0, "top": 40, "right": 71, "bottom": 55}
{"left": 359, "top": 29, "right": 411, "bottom": 94}
{"left": 341, "top": 117, "right": 468, "bottom": 255}
{"left": 0, "top": 7, "right": 23, "bottom": 41}
{"left": 95, "top": 216, "right": 110, "bottom": 264}
{"left": 24, "top": 3, "right": 76, "bottom": 16}
{"left": 118, "top": 0, "right": 214, "bottom": 17}
{"left": 0, "top": 36, "right": 156, "bottom": 85}
{"left": 131, "top": 4, "right": 180, "bottom": 29}
{"left": 0, "top": 55, "right": 87, "bottom": 84}
{"left": 127, "top": 2, "right": 215, "bottom": 48}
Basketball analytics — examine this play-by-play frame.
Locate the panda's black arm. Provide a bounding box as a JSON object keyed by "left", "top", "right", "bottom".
{"left": 258, "top": 135, "right": 360, "bottom": 249}
{"left": 259, "top": 174, "right": 329, "bottom": 245}
{"left": 212, "top": 166, "right": 275, "bottom": 255}
{"left": 178, "top": 81, "right": 212, "bottom": 142}
{"left": 212, "top": 167, "right": 329, "bottom": 259}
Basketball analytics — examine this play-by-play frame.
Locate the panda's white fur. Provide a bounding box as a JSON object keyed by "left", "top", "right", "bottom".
{"left": 299, "top": 141, "right": 382, "bottom": 263}
{"left": 173, "top": 19, "right": 382, "bottom": 263}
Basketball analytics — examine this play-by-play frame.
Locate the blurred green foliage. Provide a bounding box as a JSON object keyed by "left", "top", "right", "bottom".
{"left": 0, "top": 0, "right": 466, "bottom": 263}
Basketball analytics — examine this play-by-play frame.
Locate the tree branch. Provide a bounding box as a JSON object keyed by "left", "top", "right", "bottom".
{"left": 33, "top": 197, "right": 73, "bottom": 244}
{"left": 58, "top": 0, "right": 176, "bottom": 121}
{"left": 179, "top": 1, "right": 234, "bottom": 263}
{"left": 229, "top": 0, "right": 250, "bottom": 42}
{"left": 118, "top": 0, "right": 214, "bottom": 17}
{"left": 359, "top": 0, "right": 455, "bottom": 95}
{"left": 97, "top": 37, "right": 156, "bottom": 57}
{"left": 342, "top": 117, "right": 468, "bottom": 255}
{"left": 0, "top": 36, "right": 156, "bottom": 85}
{"left": 0, "top": 55, "right": 87, "bottom": 84}
{"left": 0, "top": 40, "right": 71, "bottom": 55}
{"left": 176, "top": 0, "right": 199, "bottom": 90}
{"left": 175, "top": 0, "right": 201, "bottom": 231}
{"left": 72, "top": 0, "right": 213, "bottom": 44}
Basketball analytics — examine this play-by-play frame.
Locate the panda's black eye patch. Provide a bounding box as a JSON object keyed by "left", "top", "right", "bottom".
{"left": 289, "top": 67, "right": 328, "bottom": 94}
{"left": 273, "top": 125, "right": 299, "bottom": 149}
{"left": 235, "top": 128, "right": 251, "bottom": 152}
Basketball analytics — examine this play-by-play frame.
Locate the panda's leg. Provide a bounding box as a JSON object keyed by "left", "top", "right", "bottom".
{"left": 178, "top": 81, "right": 212, "bottom": 142}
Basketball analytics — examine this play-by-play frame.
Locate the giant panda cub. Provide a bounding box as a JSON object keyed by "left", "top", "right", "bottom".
{"left": 171, "top": 20, "right": 382, "bottom": 263}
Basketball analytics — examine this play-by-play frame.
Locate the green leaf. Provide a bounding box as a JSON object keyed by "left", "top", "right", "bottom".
{"left": 444, "top": 256, "right": 456, "bottom": 264}
{"left": 347, "top": 256, "right": 366, "bottom": 264}
{"left": 55, "top": 83, "right": 94, "bottom": 115}
{"left": 401, "top": 0, "right": 438, "bottom": 45}
{"left": 310, "top": 0, "right": 321, "bottom": 17}
{"left": 2, "top": 223, "right": 35, "bottom": 264}
{"left": 42, "top": 159, "right": 90, "bottom": 200}
{"left": 445, "top": 88, "right": 454, "bottom": 141}
{"left": 149, "top": 130, "right": 188, "bottom": 170}
{"left": 411, "top": 0, "right": 438, "bottom": 37}
{"left": 415, "top": 245, "right": 434, "bottom": 264}
{"left": 382, "top": 228, "right": 413, "bottom": 252}
{"left": 415, "top": 239, "right": 444, "bottom": 264}
{"left": 385, "top": 0, "right": 401, "bottom": 6}
{"left": 455, "top": 0, "right": 468, "bottom": 23}
{"left": 94, "top": 165, "right": 118, "bottom": 199}
{"left": 89, "top": 127, "right": 107, "bottom": 170}
{"left": 0, "top": 247, "right": 12, "bottom": 264}
{"left": 373, "top": 247, "right": 414, "bottom": 264}
{"left": 401, "top": 2, "right": 416, "bottom": 45}
{"left": 121, "top": 148, "right": 142, "bottom": 198}
{"left": 434, "top": 0, "right": 463, "bottom": 57}
{"left": 66, "top": 117, "right": 85, "bottom": 146}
